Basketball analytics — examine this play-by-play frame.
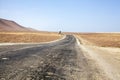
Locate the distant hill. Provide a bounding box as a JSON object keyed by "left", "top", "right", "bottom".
{"left": 0, "top": 18, "right": 36, "bottom": 31}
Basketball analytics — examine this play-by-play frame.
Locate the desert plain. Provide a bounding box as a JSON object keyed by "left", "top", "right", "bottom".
{"left": 0, "top": 31, "right": 120, "bottom": 80}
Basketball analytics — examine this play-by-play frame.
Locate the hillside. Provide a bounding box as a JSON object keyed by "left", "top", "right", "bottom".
{"left": 0, "top": 18, "right": 35, "bottom": 31}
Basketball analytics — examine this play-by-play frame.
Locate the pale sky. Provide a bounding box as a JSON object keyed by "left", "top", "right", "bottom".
{"left": 0, "top": 0, "right": 120, "bottom": 32}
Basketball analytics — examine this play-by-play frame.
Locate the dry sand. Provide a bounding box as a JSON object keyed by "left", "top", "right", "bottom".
{"left": 76, "top": 33, "right": 120, "bottom": 80}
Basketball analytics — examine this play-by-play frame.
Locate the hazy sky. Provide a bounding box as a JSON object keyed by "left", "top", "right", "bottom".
{"left": 0, "top": 0, "right": 120, "bottom": 32}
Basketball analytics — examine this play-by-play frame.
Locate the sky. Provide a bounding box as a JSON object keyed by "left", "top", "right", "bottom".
{"left": 0, "top": 0, "right": 120, "bottom": 32}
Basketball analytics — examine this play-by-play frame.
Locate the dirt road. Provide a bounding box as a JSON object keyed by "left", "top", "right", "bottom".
{"left": 0, "top": 35, "right": 110, "bottom": 80}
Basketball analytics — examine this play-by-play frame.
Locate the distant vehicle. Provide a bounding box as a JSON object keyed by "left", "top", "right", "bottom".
{"left": 58, "top": 31, "right": 62, "bottom": 34}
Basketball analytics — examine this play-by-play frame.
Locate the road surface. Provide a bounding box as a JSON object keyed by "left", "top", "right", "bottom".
{"left": 0, "top": 35, "right": 109, "bottom": 80}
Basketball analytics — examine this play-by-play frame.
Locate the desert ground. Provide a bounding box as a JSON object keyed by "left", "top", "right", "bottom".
{"left": 0, "top": 32, "right": 62, "bottom": 43}
{"left": 76, "top": 33, "right": 120, "bottom": 47}
{"left": 0, "top": 32, "right": 120, "bottom": 80}
{"left": 76, "top": 33, "right": 120, "bottom": 80}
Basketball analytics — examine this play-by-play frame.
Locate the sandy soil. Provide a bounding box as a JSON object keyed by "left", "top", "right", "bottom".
{"left": 76, "top": 34, "right": 120, "bottom": 80}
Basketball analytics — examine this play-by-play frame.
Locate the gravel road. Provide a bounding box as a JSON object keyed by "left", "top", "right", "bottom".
{"left": 0, "top": 35, "right": 109, "bottom": 80}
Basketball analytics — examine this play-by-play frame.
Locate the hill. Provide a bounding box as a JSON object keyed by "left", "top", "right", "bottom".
{"left": 0, "top": 18, "right": 35, "bottom": 31}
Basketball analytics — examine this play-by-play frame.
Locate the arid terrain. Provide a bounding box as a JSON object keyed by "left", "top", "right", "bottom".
{"left": 0, "top": 35, "right": 91, "bottom": 80}
{"left": 0, "top": 32, "right": 62, "bottom": 43}
{"left": 0, "top": 32, "right": 119, "bottom": 80}
{"left": 0, "top": 18, "right": 62, "bottom": 43}
{"left": 0, "top": 18, "right": 35, "bottom": 31}
{"left": 76, "top": 33, "right": 120, "bottom": 47}
{"left": 0, "top": 19, "right": 120, "bottom": 80}
{"left": 76, "top": 33, "right": 120, "bottom": 80}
